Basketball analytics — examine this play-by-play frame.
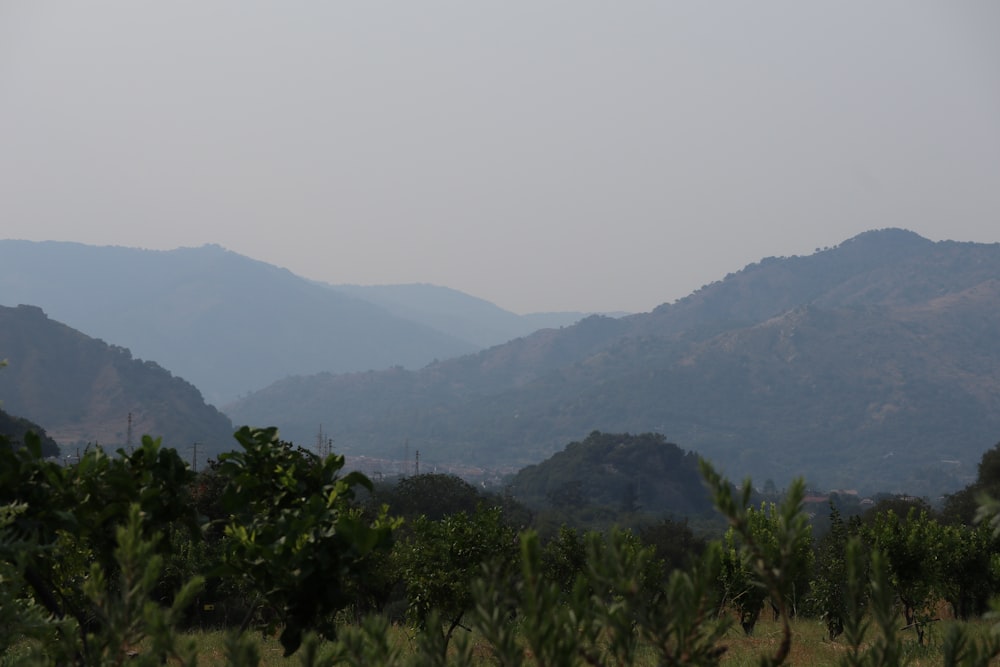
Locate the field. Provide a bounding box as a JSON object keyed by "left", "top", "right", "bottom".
{"left": 177, "top": 615, "right": 999, "bottom": 666}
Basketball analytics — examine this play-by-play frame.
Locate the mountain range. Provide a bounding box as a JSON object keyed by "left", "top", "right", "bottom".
{"left": 1, "top": 229, "right": 998, "bottom": 497}
{"left": 0, "top": 241, "right": 588, "bottom": 404}
{"left": 225, "top": 229, "right": 1000, "bottom": 496}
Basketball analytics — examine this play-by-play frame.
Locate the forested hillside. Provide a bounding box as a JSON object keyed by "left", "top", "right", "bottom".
{"left": 227, "top": 230, "right": 1000, "bottom": 496}
{"left": 506, "top": 431, "right": 715, "bottom": 530}
{"left": 0, "top": 406, "right": 60, "bottom": 458}
{"left": 0, "top": 304, "right": 234, "bottom": 458}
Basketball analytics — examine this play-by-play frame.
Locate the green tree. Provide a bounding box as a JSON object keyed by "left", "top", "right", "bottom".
{"left": 809, "top": 506, "right": 858, "bottom": 640}
{"left": 717, "top": 495, "right": 813, "bottom": 636}
{"left": 638, "top": 517, "right": 707, "bottom": 575}
{"left": 216, "top": 426, "right": 395, "bottom": 656}
{"left": 0, "top": 428, "right": 222, "bottom": 666}
{"left": 540, "top": 526, "right": 588, "bottom": 595}
{"left": 862, "top": 508, "right": 944, "bottom": 645}
{"left": 702, "top": 461, "right": 812, "bottom": 665}
{"left": 944, "top": 441, "right": 1000, "bottom": 526}
{"left": 397, "top": 505, "right": 518, "bottom": 654}
{"left": 379, "top": 473, "right": 483, "bottom": 522}
{"left": 0, "top": 432, "right": 200, "bottom": 638}
{"left": 467, "top": 529, "right": 731, "bottom": 667}
{"left": 937, "top": 522, "right": 998, "bottom": 620}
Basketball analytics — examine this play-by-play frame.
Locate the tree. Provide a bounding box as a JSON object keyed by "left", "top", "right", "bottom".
{"left": 540, "top": 526, "right": 588, "bottom": 595}
{"left": 702, "top": 461, "right": 812, "bottom": 664}
{"left": 468, "top": 529, "right": 732, "bottom": 667}
{"left": 216, "top": 426, "right": 395, "bottom": 655}
{"left": 809, "top": 505, "right": 857, "bottom": 639}
{"left": 862, "top": 508, "right": 944, "bottom": 645}
{"left": 0, "top": 431, "right": 220, "bottom": 666}
{"left": 944, "top": 441, "right": 1000, "bottom": 526}
{"left": 0, "top": 432, "right": 200, "bottom": 639}
{"left": 639, "top": 517, "right": 707, "bottom": 576}
{"left": 717, "top": 496, "right": 813, "bottom": 636}
{"left": 937, "top": 522, "right": 998, "bottom": 620}
{"left": 378, "top": 473, "right": 483, "bottom": 522}
{"left": 397, "top": 505, "right": 518, "bottom": 654}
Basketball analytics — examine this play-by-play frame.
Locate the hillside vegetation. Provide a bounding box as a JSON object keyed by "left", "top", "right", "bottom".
{"left": 0, "top": 304, "right": 234, "bottom": 458}
{"left": 0, "top": 407, "right": 60, "bottom": 458}
{"left": 227, "top": 229, "right": 1000, "bottom": 496}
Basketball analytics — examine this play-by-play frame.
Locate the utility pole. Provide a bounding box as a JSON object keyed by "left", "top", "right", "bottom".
{"left": 126, "top": 412, "right": 133, "bottom": 453}
{"left": 191, "top": 442, "right": 199, "bottom": 473}
{"left": 415, "top": 449, "right": 420, "bottom": 476}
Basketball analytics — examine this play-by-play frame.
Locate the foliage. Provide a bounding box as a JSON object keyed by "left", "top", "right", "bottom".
{"left": 396, "top": 505, "right": 518, "bottom": 653}
{"left": 216, "top": 426, "right": 395, "bottom": 656}
{"left": 702, "top": 461, "right": 812, "bottom": 664}
{"left": 74, "top": 504, "right": 204, "bottom": 667}
{"left": 373, "top": 473, "right": 483, "bottom": 523}
{"left": 540, "top": 525, "right": 588, "bottom": 595}
{"left": 10, "top": 417, "right": 1000, "bottom": 666}
{"left": 462, "top": 528, "right": 731, "bottom": 667}
{"left": 861, "top": 508, "right": 945, "bottom": 645}
{"left": 1, "top": 501, "right": 207, "bottom": 667}
{"left": 943, "top": 441, "right": 1000, "bottom": 526}
{"left": 0, "top": 431, "right": 200, "bottom": 635}
{"left": 809, "top": 506, "right": 857, "bottom": 639}
{"left": 638, "top": 516, "right": 707, "bottom": 575}
{"left": 0, "top": 501, "right": 65, "bottom": 662}
{"left": 837, "top": 539, "right": 907, "bottom": 667}
{"left": 0, "top": 407, "right": 60, "bottom": 458}
{"left": 936, "top": 522, "right": 999, "bottom": 620}
{"left": 509, "top": 431, "right": 714, "bottom": 521}
{"left": 719, "top": 525, "right": 770, "bottom": 636}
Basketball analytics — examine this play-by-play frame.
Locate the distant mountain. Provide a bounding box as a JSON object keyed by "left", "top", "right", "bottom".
{"left": 0, "top": 241, "right": 480, "bottom": 404}
{"left": 225, "top": 229, "right": 1000, "bottom": 497}
{"left": 327, "top": 283, "right": 596, "bottom": 349}
{"left": 0, "top": 304, "right": 235, "bottom": 460}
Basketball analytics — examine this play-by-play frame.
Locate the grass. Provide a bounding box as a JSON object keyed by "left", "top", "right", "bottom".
{"left": 717, "top": 615, "right": 998, "bottom": 667}
{"left": 176, "top": 614, "right": 1000, "bottom": 666}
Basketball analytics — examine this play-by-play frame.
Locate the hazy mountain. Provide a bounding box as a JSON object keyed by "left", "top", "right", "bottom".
{"left": 0, "top": 241, "right": 480, "bottom": 404}
{"left": 0, "top": 304, "right": 234, "bottom": 460}
{"left": 225, "top": 229, "right": 1000, "bottom": 497}
{"left": 327, "top": 283, "right": 597, "bottom": 349}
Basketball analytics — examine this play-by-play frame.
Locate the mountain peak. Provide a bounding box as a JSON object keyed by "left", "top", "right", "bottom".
{"left": 828, "top": 228, "right": 934, "bottom": 261}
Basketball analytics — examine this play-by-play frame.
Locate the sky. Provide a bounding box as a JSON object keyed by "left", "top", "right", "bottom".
{"left": 1, "top": 2, "right": 999, "bottom": 315}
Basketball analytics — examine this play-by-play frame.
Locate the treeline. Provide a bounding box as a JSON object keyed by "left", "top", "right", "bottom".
{"left": 4, "top": 427, "right": 1000, "bottom": 666}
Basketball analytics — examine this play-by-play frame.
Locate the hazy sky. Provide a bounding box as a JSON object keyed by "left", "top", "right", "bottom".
{"left": 2, "top": 2, "right": 999, "bottom": 314}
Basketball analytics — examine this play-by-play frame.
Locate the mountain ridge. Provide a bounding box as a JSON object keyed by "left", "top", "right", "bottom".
{"left": 225, "top": 229, "right": 1000, "bottom": 496}
{"left": 0, "top": 242, "right": 468, "bottom": 403}
{"left": 0, "top": 304, "right": 235, "bottom": 459}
